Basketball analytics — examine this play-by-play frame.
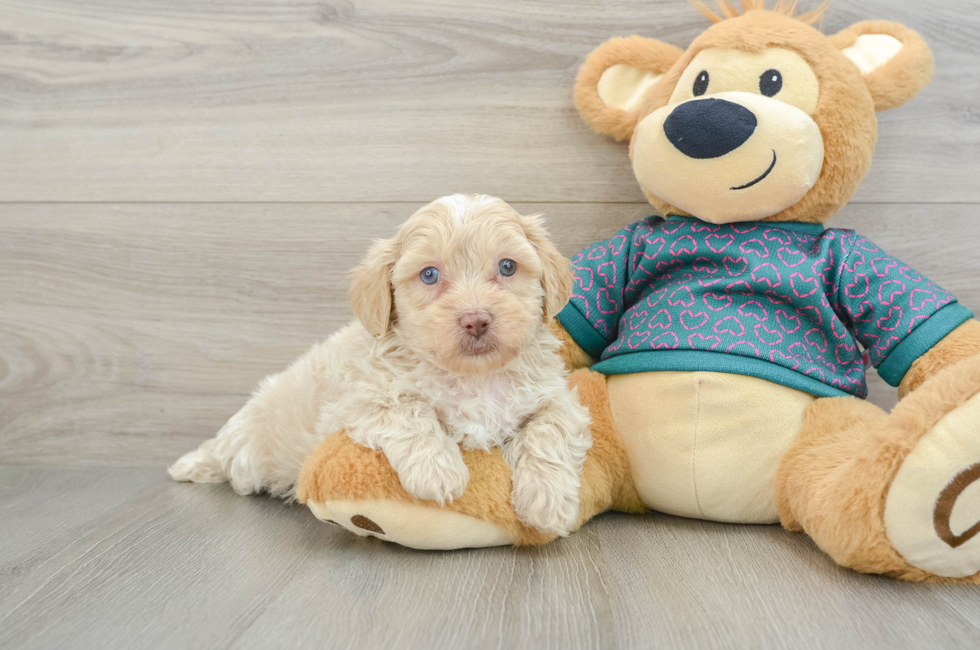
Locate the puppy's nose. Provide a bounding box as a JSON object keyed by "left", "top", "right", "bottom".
{"left": 663, "top": 98, "right": 757, "bottom": 159}
{"left": 459, "top": 310, "right": 493, "bottom": 339}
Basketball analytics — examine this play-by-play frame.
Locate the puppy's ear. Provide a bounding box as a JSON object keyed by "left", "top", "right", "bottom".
{"left": 575, "top": 36, "right": 684, "bottom": 141}
{"left": 349, "top": 237, "right": 399, "bottom": 338}
{"left": 521, "top": 214, "right": 573, "bottom": 322}
{"left": 830, "top": 21, "right": 934, "bottom": 111}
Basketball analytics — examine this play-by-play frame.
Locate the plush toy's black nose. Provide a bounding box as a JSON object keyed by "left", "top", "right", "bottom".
{"left": 663, "top": 98, "right": 757, "bottom": 159}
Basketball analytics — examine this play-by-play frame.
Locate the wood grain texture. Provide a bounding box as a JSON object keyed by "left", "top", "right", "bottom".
{"left": 0, "top": 201, "right": 648, "bottom": 466}
{"left": 1, "top": 202, "right": 977, "bottom": 466}
{"left": 1, "top": 0, "right": 978, "bottom": 203}
{"left": 2, "top": 466, "right": 979, "bottom": 650}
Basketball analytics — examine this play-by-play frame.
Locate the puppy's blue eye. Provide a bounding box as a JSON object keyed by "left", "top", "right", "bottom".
{"left": 498, "top": 259, "right": 517, "bottom": 277}
{"left": 420, "top": 267, "right": 440, "bottom": 285}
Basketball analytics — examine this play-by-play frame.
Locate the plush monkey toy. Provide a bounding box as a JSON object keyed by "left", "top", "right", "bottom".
{"left": 297, "top": 1, "right": 980, "bottom": 583}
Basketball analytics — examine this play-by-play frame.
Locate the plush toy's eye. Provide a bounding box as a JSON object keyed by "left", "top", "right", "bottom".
{"left": 693, "top": 70, "right": 710, "bottom": 97}
{"left": 498, "top": 259, "right": 517, "bottom": 277}
{"left": 420, "top": 267, "right": 440, "bottom": 285}
{"left": 760, "top": 69, "right": 783, "bottom": 97}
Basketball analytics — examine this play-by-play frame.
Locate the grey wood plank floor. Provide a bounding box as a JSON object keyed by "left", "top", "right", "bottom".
{"left": 2, "top": 0, "right": 980, "bottom": 647}
{"left": 4, "top": 467, "right": 980, "bottom": 650}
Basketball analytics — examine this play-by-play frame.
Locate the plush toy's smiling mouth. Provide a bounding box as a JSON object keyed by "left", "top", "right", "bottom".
{"left": 731, "top": 150, "right": 777, "bottom": 191}
{"left": 633, "top": 91, "right": 824, "bottom": 222}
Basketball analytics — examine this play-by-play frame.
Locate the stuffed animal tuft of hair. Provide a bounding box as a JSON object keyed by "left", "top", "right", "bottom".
{"left": 297, "top": 0, "right": 980, "bottom": 583}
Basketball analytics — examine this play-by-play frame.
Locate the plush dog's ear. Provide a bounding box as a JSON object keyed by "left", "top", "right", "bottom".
{"left": 349, "top": 237, "right": 399, "bottom": 338}
{"left": 520, "top": 214, "right": 573, "bottom": 322}
{"left": 830, "top": 21, "right": 934, "bottom": 111}
{"left": 575, "top": 35, "right": 684, "bottom": 141}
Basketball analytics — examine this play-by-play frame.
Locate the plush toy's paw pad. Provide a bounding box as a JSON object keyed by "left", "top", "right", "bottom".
{"left": 886, "top": 391, "right": 980, "bottom": 579}
{"left": 350, "top": 514, "right": 385, "bottom": 534}
{"left": 511, "top": 467, "right": 581, "bottom": 537}
{"left": 307, "top": 499, "right": 515, "bottom": 550}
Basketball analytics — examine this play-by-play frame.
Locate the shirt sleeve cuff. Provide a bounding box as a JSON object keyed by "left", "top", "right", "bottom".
{"left": 556, "top": 303, "right": 610, "bottom": 360}
{"left": 877, "top": 303, "right": 975, "bottom": 387}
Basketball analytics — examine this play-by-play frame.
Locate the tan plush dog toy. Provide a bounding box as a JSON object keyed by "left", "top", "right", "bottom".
{"left": 297, "top": 0, "right": 980, "bottom": 582}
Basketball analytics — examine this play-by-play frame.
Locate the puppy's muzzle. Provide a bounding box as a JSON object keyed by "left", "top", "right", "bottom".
{"left": 459, "top": 310, "right": 493, "bottom": 339}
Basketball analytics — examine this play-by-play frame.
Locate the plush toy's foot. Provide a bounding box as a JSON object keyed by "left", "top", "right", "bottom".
{"left": 296, "top": 432, "right": 541, "bottom": 550}
{"left": 777, "top": 355, "right": 980, "bottom": 583}
{"left": 885, "top": 364, "right": 980, "bottom": 579}
{"left": 307, "top": 497, "right": 516, "bottom": 550}
{"left": 296, "top": 369, "right": 643, "bottom": 550}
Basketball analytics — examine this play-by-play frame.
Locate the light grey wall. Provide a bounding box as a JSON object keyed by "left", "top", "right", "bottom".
{"left": 1, "top": 0, "right": 977, "bottom": 465}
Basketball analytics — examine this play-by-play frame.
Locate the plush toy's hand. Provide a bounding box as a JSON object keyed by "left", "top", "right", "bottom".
{"left": 390, "top": 434, "right": 470, "bottom": 506}
{"left": 900, "top": 320, "right": 980, "bottom": 397}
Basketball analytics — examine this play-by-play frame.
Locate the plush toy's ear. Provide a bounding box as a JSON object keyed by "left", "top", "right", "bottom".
{"left": 349, "top": 236, "right": 399, "bottom": 338}
{"left": 830, "top": 21, "right": 934, "bottom": 111}
{"left": 520, "top": 213, "right": 573, "bottom": 322}
{"left": 575, "top": 36, "right": 685, "bottom": 141}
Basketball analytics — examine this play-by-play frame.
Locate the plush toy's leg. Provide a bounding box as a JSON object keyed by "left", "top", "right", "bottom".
{"left": 296, "top": 369, "right": 643, "bottom": 549}
{"left": 775, "top": 355, "right": 980, "bottom": 582}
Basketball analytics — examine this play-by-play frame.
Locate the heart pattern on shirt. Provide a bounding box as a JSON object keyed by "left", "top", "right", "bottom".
{"left": 569, "top": 217, "right": 961, "bottom": 398}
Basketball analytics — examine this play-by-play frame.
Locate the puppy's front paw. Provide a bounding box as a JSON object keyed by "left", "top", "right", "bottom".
{"left": 511, "top": 464, "right": 581, "bottom": 537}
{"left": 396, "top": 445, "right": 470, "bottom": 506}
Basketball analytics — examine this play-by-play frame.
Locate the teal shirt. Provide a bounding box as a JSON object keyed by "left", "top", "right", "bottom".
{"left": 557, "top": 215, "right": 973, "bottom": 398}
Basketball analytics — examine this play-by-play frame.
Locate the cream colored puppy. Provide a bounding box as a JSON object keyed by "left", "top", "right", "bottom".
{"left": 169, "top": 194, "right": 592, "bottom": 536}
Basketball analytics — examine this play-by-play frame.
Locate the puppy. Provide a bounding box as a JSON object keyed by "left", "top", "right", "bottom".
{"left": 169, "top": 194, "right": 592, "bottom": 536}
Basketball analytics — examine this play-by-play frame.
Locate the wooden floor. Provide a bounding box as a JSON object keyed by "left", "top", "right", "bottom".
{"left": 2, "top": 0, "right": 980, "bottom": 648}
{"left": 5, "top": 467, "right": 980, "bottom": 650}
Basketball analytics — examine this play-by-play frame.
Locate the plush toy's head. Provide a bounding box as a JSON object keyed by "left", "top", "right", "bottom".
{"left": 575, "top": 0, "right": 933, "bottom": 224}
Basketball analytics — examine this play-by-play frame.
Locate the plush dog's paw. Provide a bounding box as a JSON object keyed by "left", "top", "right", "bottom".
{"left": 510, "top": 464, "right": 581, "bottom": 537}
{"left": 395, "top": 446, "right": 470, "bottom": 506}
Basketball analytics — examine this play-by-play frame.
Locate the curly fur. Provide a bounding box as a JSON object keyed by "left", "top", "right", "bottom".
{"left": 169, "top": 195, "right": 592, "bottom": 536}
{"left": 295, "top": 367, "right": 644, "bottom": 546}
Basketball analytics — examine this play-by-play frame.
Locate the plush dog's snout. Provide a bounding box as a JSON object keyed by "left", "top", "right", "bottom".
{"left": 459, "top": 310, "right": 493, "bottom": 339}
{"left": 663, "top": 98, "right": 757, "bottom": 159}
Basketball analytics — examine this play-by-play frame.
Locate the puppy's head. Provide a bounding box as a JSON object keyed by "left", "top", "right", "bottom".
{"left": 350, "top": 194, "right": 572, "bottom": 375}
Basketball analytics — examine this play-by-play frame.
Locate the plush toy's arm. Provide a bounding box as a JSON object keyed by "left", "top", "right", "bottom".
{"left": 548, "top": 319, "right": 596, "bottom": 371}
{"left": 899, "top": 320, "right": 980, "bottom": 397}
{"left": 547, "top": 222, "right": 643, "bottom": 373}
